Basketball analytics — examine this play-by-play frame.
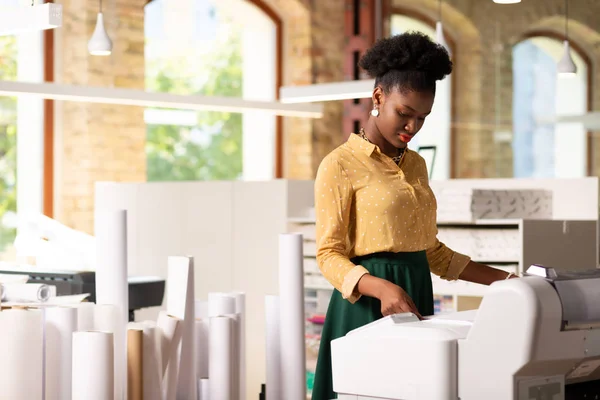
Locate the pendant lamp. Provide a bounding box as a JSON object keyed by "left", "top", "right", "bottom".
{"left": 557, "top": 0, "right": 576, "bottom": 76}
{"left": 88, "top": 0, "right": 112, "bottom": 56}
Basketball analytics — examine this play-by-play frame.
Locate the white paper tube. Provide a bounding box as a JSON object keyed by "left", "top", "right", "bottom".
{"left": 195, "top": 299, "right": 208, "bottom": 319}
{"left": 278, "top": 233, "right": 306, "bottom": 400}
{"left": 265, "top": 295, "right": 281, "bottom": 400}
{"left": 0, "top": 308, "right": 44, "bottom": 400}
{"left": 195, "top": 319, "right": 210, "bottom": 379}
{"left": 94, "top": 303, "right": 123, "bottom": 400}
{"left": 166, "top": 256, "right": 196, "bottom": 400}
{"left": 228, "top": 292, "right": 246, "bottom": 400}
{"left": 208, "top": 292, "right": 236, "bottom": 317}
{"left": 95, "top": 208, "right": 128, "bottom": 400}
{"left": 157, "top": 311, "right": 182, "bottom": 400}
{"left": 1, "top": 282, "right": 54, "bottom": 302}
{"left": 72, "top": 302, "right": 95, "bottom": 331}
{"left": 209, "top": 316, "right": 233, "bottom": 400}
{"left": 72, "top": 331, "right": 115, "bottom": 400}
{"left": 45, "top": 306, "right": 78, "bottom": 400}
{"left": 225, "top": 313, "right": 241, "bottom": 400}
{"left": 198, "top": 378, "right": 209, "bottom": 400}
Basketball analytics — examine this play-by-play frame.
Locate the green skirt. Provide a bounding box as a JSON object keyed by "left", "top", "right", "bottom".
{"left": 310, "top": 251, "right": 434, "bottom": 400}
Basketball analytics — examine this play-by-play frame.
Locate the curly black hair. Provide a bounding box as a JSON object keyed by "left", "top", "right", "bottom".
{"left": 358, "top": 31, "right": 452, "bottom": 95}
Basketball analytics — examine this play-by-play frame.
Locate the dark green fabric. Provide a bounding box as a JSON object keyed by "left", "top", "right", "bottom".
{"left": 310, "top": 251, "right": 434, "bottom": 400}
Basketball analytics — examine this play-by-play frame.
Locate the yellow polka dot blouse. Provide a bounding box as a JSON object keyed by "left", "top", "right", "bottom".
{"left": 315, "top": 133, "right": 471, "bottom": 304}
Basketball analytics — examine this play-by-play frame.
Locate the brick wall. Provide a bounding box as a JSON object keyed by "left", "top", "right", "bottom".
{"left": 54, "top": 0, "right": 147, "bottom": 234}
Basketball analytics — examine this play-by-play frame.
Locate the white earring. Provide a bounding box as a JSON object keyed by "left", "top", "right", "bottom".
{"left": 371, "top": 108, "right": 379, "bottom": 117}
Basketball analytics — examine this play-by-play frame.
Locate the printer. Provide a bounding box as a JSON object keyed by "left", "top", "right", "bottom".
{"left": 331, "top": 265, "right": 600, "bottom": 400}
{"left": 0, "top": 266, "right": 165, "bottom": 321}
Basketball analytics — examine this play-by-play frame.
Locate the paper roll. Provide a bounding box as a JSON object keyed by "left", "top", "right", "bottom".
{"left": 158, "top": 312, "right": 182, "bottom": 400}
{"left": 229, "top": 292, "right": 246, "bottom": 400}
{"left": 94, "top": 303, "right": 123, "bottom": 400}
{"left": 265, "top": 295, "right": 281, "bottom": 400}
{"left": 0, "top": 308, "right": 44, "bottom": 399}
{"left": 209, "top": 316, "right": 233, "bottom": 400}
{"left": 1, "top": 282, "right": 54, "bottom": 302}
{"left": 166, "top": 256, "right": 196, "bottom": 400}
{"left": 95, "top": 208, "right": 129, "bottom": 400}
{"left": 278, "top": 233, "right": 306, "bottom": 400}
{"left": 72, "top": 302, "right": 95, "bottom": 331}
{"left": 198, "top": 378, "right": 209, "bottom": 400}
{"left": 45, "top": 306, "right": 78, "bottom": 400}
{"left": 208, "top": 292, "right": 236, "bottom": 317}
{"left": 127, "top": 328, "right": 143, "bottom": 400}
{"left": 195, "top": 319, "right": 210, "bottom": 379}
{"left": 137, "top": 321, "right": 163, "bottom": 400}
{"left": 72, "top": 331, "right": 115, "bottom": 400}
{"left": 225, "top": 313, "right": 241, "bottom": 400}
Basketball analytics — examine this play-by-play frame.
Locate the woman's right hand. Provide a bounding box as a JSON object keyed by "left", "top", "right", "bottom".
{"left": 357, "top": 275, "right": 423, "bottom": 319}
{"left": 377, "top": 280, "right": 423, "bottom": 319}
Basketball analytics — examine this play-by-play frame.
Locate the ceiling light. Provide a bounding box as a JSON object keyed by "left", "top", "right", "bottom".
{"left": 493, "top": 0, "right": 521, "bottom": 3}
{"left": 279, "top": 80, "right": 374, "bottom": 103}
{"left": 0, "top": 80, "right": 324, "bottom": 118}
{"left": 88, "top": 0, "right": 112, "bottom": 56}
{"left": 0, "top": 3, "right": 62, "bottom": 36}
{"left": 557, "top": 40, "right": 577, "bottom": 76}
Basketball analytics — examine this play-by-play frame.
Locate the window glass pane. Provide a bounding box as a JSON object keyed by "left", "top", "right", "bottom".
{"left": 145, "top": 0, "right": 277, "bottom": 182}
{"left": 512, "top": 37, "right": 588, "bottom": 178}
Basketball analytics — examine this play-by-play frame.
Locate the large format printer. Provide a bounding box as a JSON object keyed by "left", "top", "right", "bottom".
{"left": 331, "top": 266, "right": 600, "bottom": 400}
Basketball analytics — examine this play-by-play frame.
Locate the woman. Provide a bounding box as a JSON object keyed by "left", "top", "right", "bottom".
{"left": 311, "top": 31, "right": 518, "bottom": 400}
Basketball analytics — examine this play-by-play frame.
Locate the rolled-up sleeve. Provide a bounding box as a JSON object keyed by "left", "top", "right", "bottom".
{"left": 315, "top": 155, "right": 369, "bottom": 303}
{"left": 426, "top": 238, "right": 471, "bottom": 280}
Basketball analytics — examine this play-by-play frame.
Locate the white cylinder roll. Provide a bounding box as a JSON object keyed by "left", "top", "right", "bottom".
{"left": 2, "top": 282, "right": 53, "bottom": 302}
{"left": 209, "top": 316, "right": 233, "bottom": 400}
{"left": 129, "top": 321, "right": 162, "bottom": 400}
{"left": 265, "top": 295, "right": 281, "bottom": 400}
{"left": 195, "top": 318, "right": 210, "bottom": 379}
{"left": 72, "top": 331, "right": 114, "bottom": 400}
{"left": 95, "top": 208, "right": 128, "bottom": 400}
{"left": 0, "top": 308, "right": 44, "bottom": 400}
{"left": 224, "top": 313, "right": 241, "bottom": 400}
{"left": 208, "top": 292, "right": 236, "bottom": 317}
{"left": 278, "top": 233, "right": 306, "bottom": 400}
{"left": 73, "top": 302, "right": 95, "bottom": 331}
{"left": 45, "top": 306, "right": 78, "bottom": 400}
{"left": 198, "top": 378, "right": 209, "bottom": 400}
{"left": 229, "top": 292, "right": 246, "bottom": 400}
{"left": 94, "top": 303, "right": 122, "bottom": 400}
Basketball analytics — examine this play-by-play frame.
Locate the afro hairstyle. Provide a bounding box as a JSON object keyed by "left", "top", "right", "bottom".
{"left": 358, "top": 31, "right": 452, "bottom": 95}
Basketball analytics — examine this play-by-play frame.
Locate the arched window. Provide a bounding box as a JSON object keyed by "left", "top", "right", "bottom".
{"left": 512, "top": 36, "right": 589, "bottom": 178}
{"left": 144, "top": 0, "right": 278, "bottom": 182}
{"left": 0, "top": 2, "right": 45, "bottom": 259}
{"left": 390, "top": 14, "right": 453, "bottom": 180}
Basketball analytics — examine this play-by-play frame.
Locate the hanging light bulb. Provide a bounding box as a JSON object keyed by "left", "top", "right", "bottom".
{"left": 436, "top": 0, "right": 451, "bottom": 57}
{"left": 88, "top": 0, "right": 112, "bottom": 56}
{"left": 557, "top": 0, "right": 575, "bottom": 76}
{"left": 493, "top": 0, "right": 521, "bottom": 3}
{"left": 557, "top": 40, "right": 577, "bottom": 76}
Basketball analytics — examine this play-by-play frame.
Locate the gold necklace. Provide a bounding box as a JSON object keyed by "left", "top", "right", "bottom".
{"left": 358, "top": 128, "right": 404, "bottom": 164}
